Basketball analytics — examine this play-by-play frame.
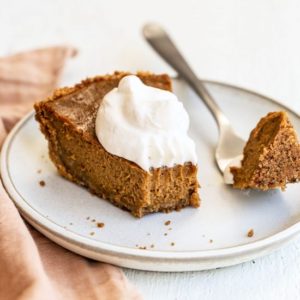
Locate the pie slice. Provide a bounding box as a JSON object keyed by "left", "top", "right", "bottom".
{"left": 231, "top": 111, "right": 300, "bottom": 190}
{"left": 34, "top": 72, "right": 200, "bottom": 217}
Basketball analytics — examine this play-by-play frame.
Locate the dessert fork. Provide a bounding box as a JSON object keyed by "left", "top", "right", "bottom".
{"left": 143, "top": 23, "right": 245, "bottom": 173}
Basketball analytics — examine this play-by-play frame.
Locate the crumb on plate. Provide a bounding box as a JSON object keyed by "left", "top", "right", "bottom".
{"left": 39, "top": 180, "right": 45, "bottom": 187}
{"left": 97, "top": 222, "right": 105, "bottom": 228}
{"left": 247, "top": 228, "right": 254, "bottom": 237}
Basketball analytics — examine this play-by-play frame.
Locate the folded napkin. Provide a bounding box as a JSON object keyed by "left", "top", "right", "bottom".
{"left": 0, "top": 47, "right": 141, "bottom": 300}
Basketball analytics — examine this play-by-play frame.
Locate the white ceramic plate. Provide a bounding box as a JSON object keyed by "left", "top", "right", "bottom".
{"left": 1, "top": 79, "right": 300, "bottom": 272}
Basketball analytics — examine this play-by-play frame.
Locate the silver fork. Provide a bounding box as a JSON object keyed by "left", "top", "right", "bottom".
{"left": 143, "top": 23, "right": 245, "bottom": 173}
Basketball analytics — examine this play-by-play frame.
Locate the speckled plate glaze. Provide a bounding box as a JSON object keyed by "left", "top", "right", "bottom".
{"left": 1, "top": 79, "right": 300, "bottom": 272}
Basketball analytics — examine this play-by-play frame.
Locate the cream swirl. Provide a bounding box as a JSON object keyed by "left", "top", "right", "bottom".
{"left": 95, "top": 75, "right": 197, "bottom": 170}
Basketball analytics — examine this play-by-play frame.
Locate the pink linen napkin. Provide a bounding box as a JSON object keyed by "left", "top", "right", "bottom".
{"left": 0, "top": 47, "right": 142, "bottom": 300}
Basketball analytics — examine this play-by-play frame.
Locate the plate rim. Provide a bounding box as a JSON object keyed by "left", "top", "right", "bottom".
{"left": 1, "top": 79, "right": 300, "bottom": 265}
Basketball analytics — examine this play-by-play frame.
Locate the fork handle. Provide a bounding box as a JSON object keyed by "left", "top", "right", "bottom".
{"left": 143, "top": 23, "right": 229, "bottom": 128}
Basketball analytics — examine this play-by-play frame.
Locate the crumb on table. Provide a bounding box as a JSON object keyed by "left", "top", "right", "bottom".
{"left": 90, "top": 232, "right": 95, "bottom": 236}
{"left": 164, "top": 220, "right": 171, "bottom": 226}
{"left": 209, "top": 239, "right": 213, "bottom": 243}
{"left": 164, "top": 233, "right": 168, "bottom": 236}
{"left": 247, "top": 228, "right": 254, "bottom": 237}
{"left": 170, "top": 242, "right": 175, "bottom": 246}
{"left": 39, "top": 180, "right": 45, "bottom": 187}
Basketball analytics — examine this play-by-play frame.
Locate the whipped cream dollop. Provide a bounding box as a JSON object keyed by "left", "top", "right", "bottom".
{"left": 95, "top": 75, "right": 197, "bottom": 171}
{"left": 223, "top": 154, "right": 243, "bottom": 184}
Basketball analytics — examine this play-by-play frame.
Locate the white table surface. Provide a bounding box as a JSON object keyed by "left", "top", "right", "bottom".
{"left": 2, "top": 1, "right": 300, "bottom": 299}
